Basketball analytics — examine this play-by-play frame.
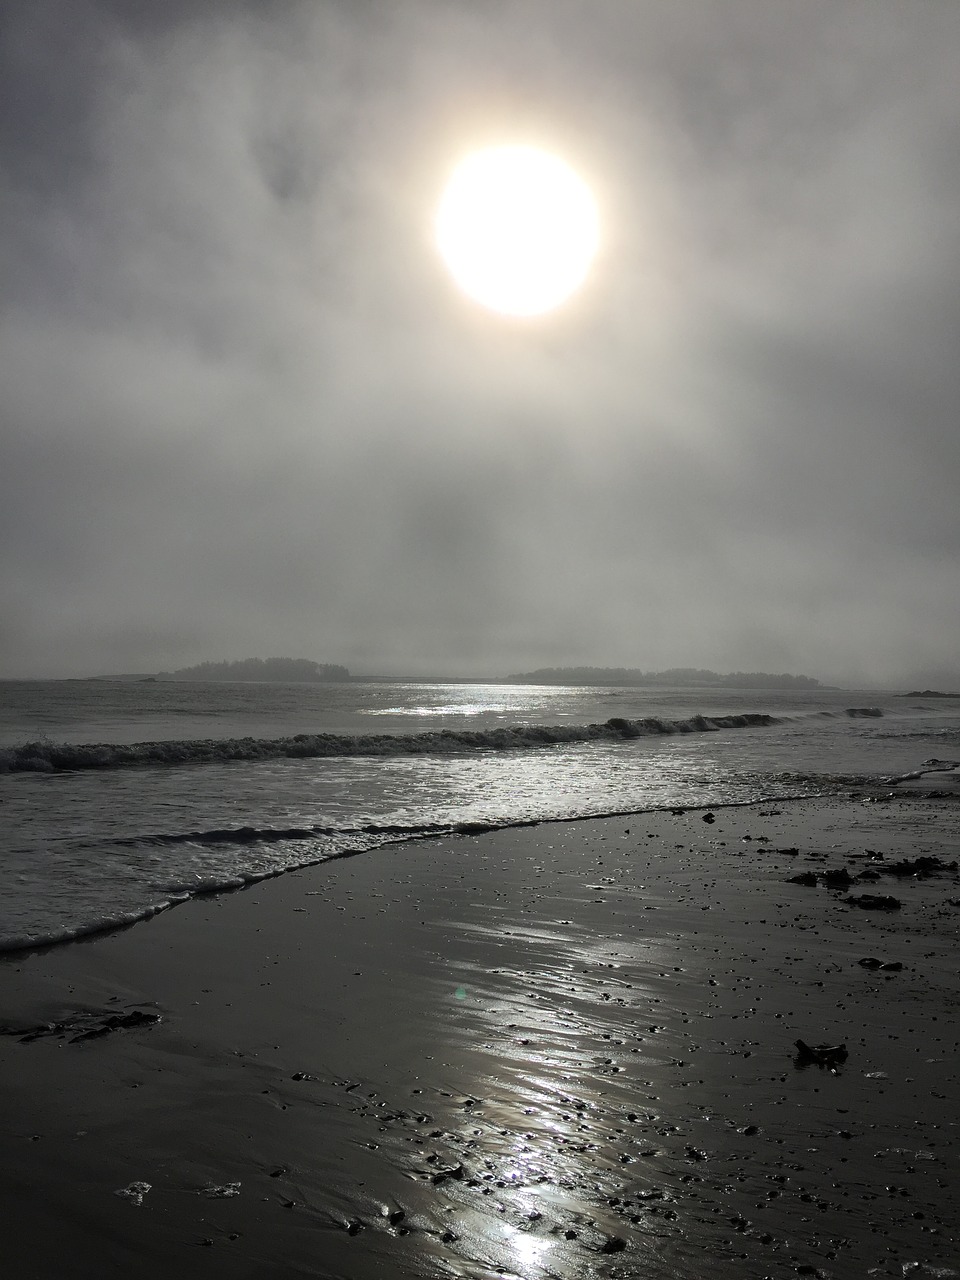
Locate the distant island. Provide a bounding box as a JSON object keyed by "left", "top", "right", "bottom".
{"left": 159, "top": 658, "right": 349, "bottom": 683}
{"left": 506, "top": 666, "right": 823, "bottom": 689}
{"left": 899, "top": 689, "right": 960, "bottom": 698}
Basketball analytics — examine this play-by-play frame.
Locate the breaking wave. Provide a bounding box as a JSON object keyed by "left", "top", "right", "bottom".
{"left": 0, "top": 713, "right": 780, "bottom": 774}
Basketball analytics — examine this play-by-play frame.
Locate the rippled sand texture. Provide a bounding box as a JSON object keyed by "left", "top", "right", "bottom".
{"left": 0, "top": 794, "right": 957, "bottom": 1279}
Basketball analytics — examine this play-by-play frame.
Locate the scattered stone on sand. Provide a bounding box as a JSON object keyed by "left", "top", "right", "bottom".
{"left": 821, "top": 867, "right": 854, "bottom": 887}
{"left": 788, "top": 865, "right": 870, "bottom": 885}
{"left": 199, "top": 1182, "right": 240, "bottom": 1198}
{"left": 702, "top": 812, "right": 716, "bottom": 824}
{"left": 794, "top": 1040, "right": 848, "bottom": 1067}
{"left": 857, "top": 957, "right": 903, "bottom": 971}
{"left": 2, "top": 1008, "right": 161, "bottom": 1044}
{"left": 883, "top": 855, "right": 957, "bottom": 878}
{"left": 843, "top": 893, "right": 902, "bottom": 910}
{"left": 600, "top": 1235, "right": 627, "bottom": 1253}
{"left": 114, "top": 1181, "right": 151, "bottom": 1206}
{"left": 71, "top": 1010, "right": 161, "bottom": 1042}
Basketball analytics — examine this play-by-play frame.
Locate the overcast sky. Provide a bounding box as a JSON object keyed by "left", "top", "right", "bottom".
{"left": 2, "top": 0, "right": 958, "bottom": 684}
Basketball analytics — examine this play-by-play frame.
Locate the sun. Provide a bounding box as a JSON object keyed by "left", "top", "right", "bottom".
{"left": 435, "top": 145, "right": 599, "bottom": 317}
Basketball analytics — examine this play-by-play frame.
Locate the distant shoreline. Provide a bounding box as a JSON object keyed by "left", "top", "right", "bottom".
{"left": 505, "top": 666, "right": 827, "bottom": 690}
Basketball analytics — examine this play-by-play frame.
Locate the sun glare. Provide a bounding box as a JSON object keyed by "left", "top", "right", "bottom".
{"left": 435, "top": 145, "right": 599, "bottom": 317}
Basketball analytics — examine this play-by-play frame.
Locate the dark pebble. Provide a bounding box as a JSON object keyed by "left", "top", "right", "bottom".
{"left": 600, "top": 1236, "right": 627, "bottom": 1254}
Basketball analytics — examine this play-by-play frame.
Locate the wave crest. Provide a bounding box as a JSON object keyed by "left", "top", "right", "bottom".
{"left": 0, "top": 712, "right": 779, "bottom": 774}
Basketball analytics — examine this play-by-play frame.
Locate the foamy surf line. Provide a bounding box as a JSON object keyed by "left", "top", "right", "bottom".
{"left": 0, "top": 824, "right": 434, "bottom": 955}
{"left": 0, "top": 712, "right": 784, "bottom": 773}
{"left": 2, "top": 790, "right": 834, "bottom": 956}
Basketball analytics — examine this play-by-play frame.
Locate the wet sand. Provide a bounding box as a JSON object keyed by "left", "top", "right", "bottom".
{"left": 0, "top": 793, "right": 958, "bottom": 1280}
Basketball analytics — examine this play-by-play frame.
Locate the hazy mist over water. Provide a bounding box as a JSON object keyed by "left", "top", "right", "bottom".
{"left": 2, "top": 1, "right": 959, "bottom": 685}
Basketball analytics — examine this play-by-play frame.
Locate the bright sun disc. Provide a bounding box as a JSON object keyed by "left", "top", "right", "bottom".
{"left": 435, "top": 145, "right": 599, "bottom": 317}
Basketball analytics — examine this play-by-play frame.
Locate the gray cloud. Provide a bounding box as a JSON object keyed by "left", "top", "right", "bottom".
{"left": 2, "top": 0, "right": 958, "bottom": 683}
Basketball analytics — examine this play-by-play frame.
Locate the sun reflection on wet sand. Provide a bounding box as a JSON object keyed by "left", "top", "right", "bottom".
{"left": 306, "top": 807, "right": 958, "bottom": 1279}
{"left": 345, "top": 867, "right": 705, "bottom": 1276}
{"left": 503, "top": 1223, "right": 557, "bottom": 1274}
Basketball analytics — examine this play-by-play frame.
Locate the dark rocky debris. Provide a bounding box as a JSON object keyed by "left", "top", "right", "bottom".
{"left": 794, "top": 1040, "right": 848, "bottom": 1067}
{"left": 1, "top": 1007, "right": 161, "bottom": 1043}
{"left": 843, "top": 894, "right": 902, "bottom": 911}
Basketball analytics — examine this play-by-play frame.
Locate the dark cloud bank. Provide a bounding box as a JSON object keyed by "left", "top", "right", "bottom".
{"left": 2, "top": 0, "right": 958, "bottom": 684}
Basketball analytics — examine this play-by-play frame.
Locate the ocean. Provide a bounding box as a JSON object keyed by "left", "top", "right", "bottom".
{"left": 1, "top": 679, "right": 957, "bottom": 953}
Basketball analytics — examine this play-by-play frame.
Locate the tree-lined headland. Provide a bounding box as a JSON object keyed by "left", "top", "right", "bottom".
{"left": 507, "top": 667, "right": 823, "bottom": 689}
{"left": 160, "top": 658, "right": 349, "bottom": 683}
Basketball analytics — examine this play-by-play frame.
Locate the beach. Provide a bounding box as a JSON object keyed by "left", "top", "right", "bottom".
{"left": 1, "top": 791, "right": 957, "bottom": 1280}
{"left": 6, "top": 4, "right": 960, "bottom": 1276}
